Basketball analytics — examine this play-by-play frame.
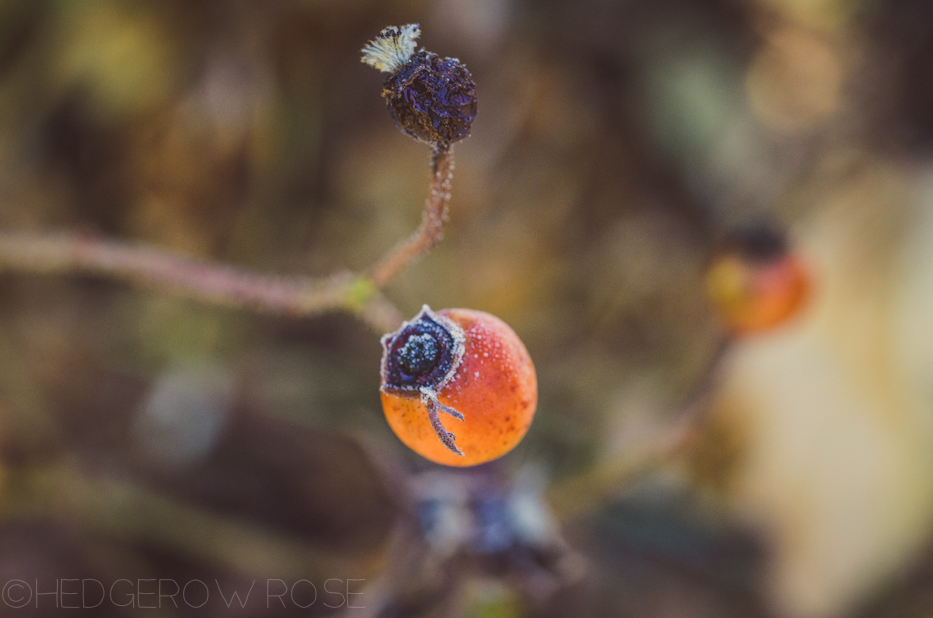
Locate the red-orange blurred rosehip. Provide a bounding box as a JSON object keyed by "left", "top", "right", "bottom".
{"left": 380, "top": 306, "right": 537, "bottom": 467}
{"left": 706, "top": 225, "right": 811, "bottom": 335}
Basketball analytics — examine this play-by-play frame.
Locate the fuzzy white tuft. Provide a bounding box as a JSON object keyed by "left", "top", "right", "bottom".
{"left": 361, "top": 24, "right": 421, "bottom": 73}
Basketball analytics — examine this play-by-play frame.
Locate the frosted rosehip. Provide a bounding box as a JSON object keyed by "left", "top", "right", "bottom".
{"left": 380, "top": 306, "right": 537, "bottom": 467}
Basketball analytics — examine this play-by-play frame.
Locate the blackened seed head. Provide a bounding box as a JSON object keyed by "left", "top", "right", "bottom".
{"left": 382, "top": 50, "right": 477, "bottom": 147}
{"left": 382, "top": 309, "right": 462, "bottom": 392}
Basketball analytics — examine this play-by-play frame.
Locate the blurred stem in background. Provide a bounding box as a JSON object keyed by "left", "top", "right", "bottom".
{"left": 0, "top": 464, "right": 370, "bottom": 581}
{"left": 547, "top": 336, "right": 730, "bottom": 521}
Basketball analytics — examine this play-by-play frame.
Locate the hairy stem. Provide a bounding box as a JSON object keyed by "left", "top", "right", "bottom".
{"left": 0, "top": 147, "right": 456, "bottom": 333}
{"left": 369, "top": 146, "right": 453, "bottom": 287}
{"left": 0, "top": 231, "right": 402, "bottom": 332}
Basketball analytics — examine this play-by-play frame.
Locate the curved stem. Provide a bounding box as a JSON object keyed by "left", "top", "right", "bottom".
{"left": 546, "top": 336, "right": 732, "bottom": 522}
{"left": 0, "top": 146, "right": 454, "bottom": 334}
{"left": 0, "top": 230, "right": 407, "bottom": 335}
{"left": 369, "top": 146, "right": 453, "bottom": 287}
{"left": 0, "top": 231, "right": 361, "bottom": 315}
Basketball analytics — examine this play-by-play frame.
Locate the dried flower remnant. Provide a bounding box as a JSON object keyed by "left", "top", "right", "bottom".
{"left": 413, "top": 468, "right": 583, "bottom": 588}
{"left": 362, "top": 24, "right": 477, "bottom": 148}
{"left": 360, "top": 24, "right": 422, "bottom": 73}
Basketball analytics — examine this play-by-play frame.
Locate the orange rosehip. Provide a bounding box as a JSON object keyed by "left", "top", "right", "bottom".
{"left": 379, "top": 306, "right": 537, "bottom": 467}
{"left": 706, "top": 225, "right": 811, "bottom": 336}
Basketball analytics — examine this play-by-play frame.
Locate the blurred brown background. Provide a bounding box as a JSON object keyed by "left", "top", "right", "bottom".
{"left": 1, "top": 0, "right": 933, "bottom": 616}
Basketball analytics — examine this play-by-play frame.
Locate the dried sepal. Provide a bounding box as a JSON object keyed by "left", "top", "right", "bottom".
{"left": 361, "top": 24, "right": 421, "bottom": 74}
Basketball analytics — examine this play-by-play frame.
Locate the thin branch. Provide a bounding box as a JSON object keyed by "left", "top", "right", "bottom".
{"left": 0, "top": 231, "right": 403, "bottom": 331}
{"left": 546, "top": 336, "right": 732, "bottom": 522}
{"left": 0, "top": 465, "right": 369, "bottom": 581}
{"left": 0, "top": 147, "right": 455, "bottom": 333}
{"left": 357, "top": 290, "right": 406, "bottom": 333}
{"left": 369, "top": 146, "right": 453, "bottom": 287}
{"left": 545, "top": 413, "right": 700, "bottom": 522}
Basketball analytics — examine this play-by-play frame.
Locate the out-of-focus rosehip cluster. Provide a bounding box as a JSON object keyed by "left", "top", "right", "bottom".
{"left": 411, "top": 466, "right": 583, "bottom": 596}
{"left": 705, "top": 223, "right": 811, "bottom": 336}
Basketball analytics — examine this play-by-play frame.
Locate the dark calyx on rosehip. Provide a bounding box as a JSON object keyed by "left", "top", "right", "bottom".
{"left": 381, "top": 306, "right": 464, "bottom": 394}
{"left": 380, "top": 306, "right": 467, "bottom": 456}
{"left": 361, "top": 24, "right": 477, "bottom": 148}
